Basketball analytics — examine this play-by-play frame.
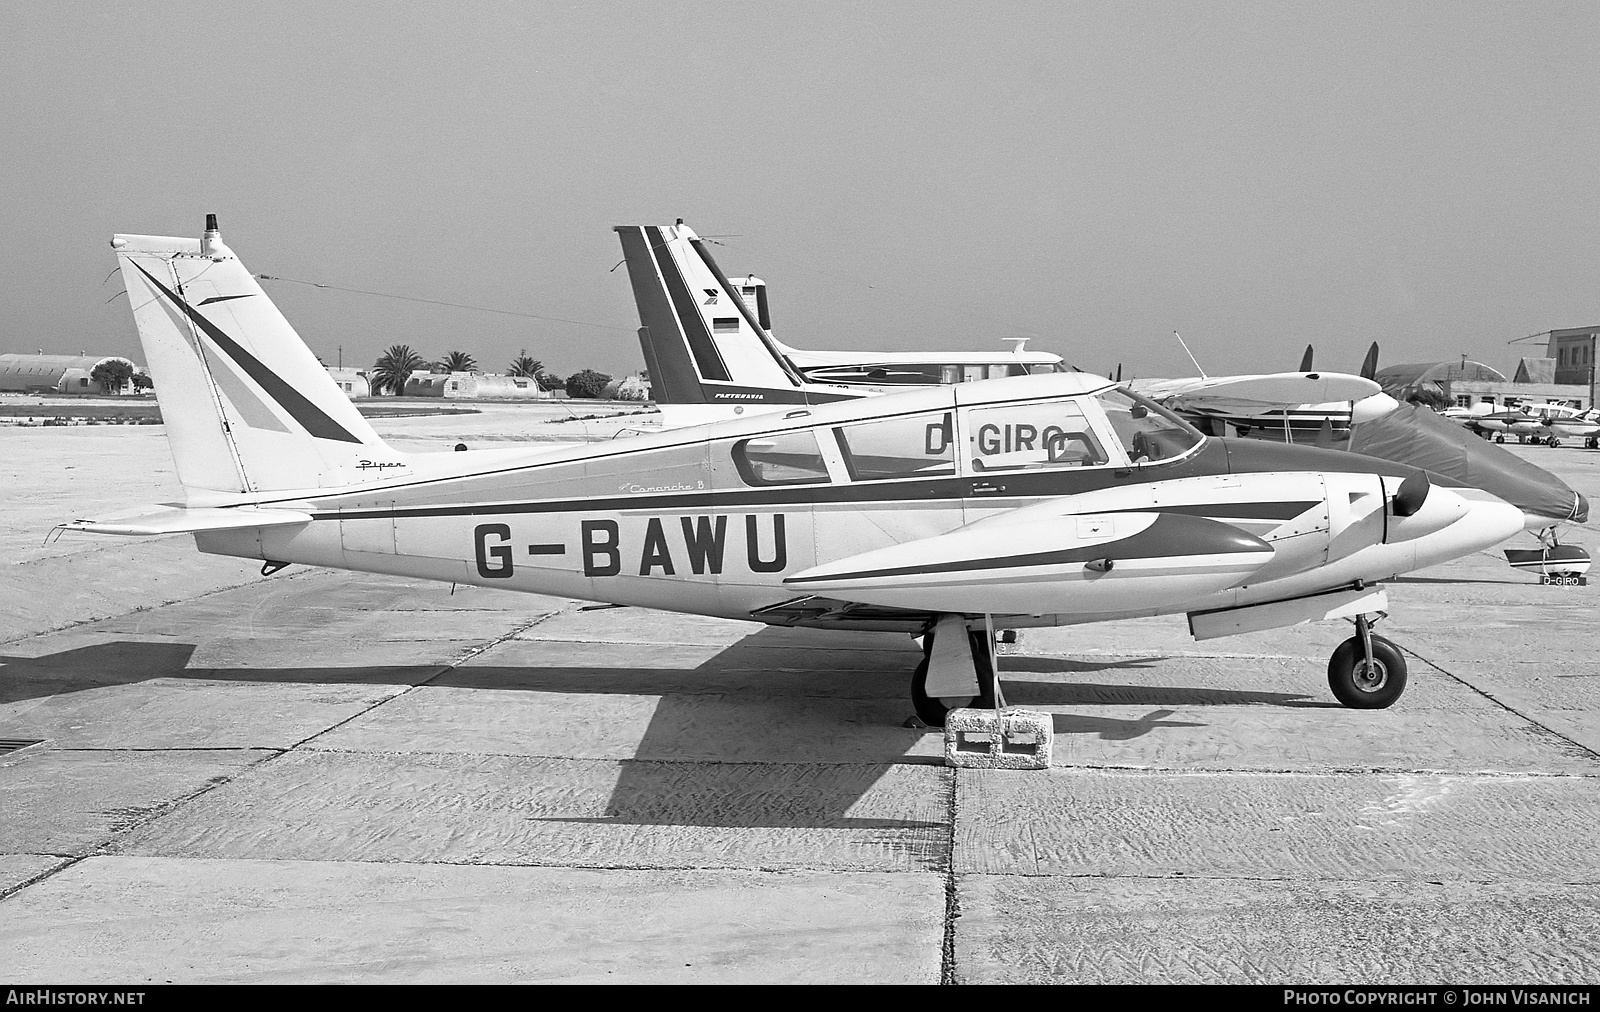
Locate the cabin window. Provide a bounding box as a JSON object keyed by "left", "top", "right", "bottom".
{"left": 966, "top": 400, "right": 1108, "bottom": 471}
{"left": 732, "top": 430, "right": 830, "bottom": 486}
{"left": 835, "top": 411, "right": 956, "bottom": 481}
{"left": 1093, "top": 387, "right": 1204, "bottom": 463}
{"left": 713, "top": 317, "right": 740, "bottom": 333}
{"left": 940, "top": 365, "right": 960, "bottom": 385}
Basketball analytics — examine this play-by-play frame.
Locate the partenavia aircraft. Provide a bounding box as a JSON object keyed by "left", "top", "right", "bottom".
{"left": 617, "top": 220, "right": 1589, "bottom": 538}
{"left": 68, "top": 218, "right": 1526, "bottom": 726}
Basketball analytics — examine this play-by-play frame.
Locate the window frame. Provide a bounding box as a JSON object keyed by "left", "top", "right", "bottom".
{"left": 832, "top": 409, "right": 959, "bottom": 483}
{"left": 730, "top": 428, "right": 835, "bottom": 487}
{"left": 956, "top": 394, "right": 1128, "bottom": 476}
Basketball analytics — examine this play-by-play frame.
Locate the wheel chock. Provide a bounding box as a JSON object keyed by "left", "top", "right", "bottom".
{"left": 943, "top": 708, "right": 1053, "bottom": 770}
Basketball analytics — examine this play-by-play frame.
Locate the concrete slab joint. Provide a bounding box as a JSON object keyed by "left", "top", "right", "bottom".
{"left": 943, "top": 708, "right": 1052, "bottom": 770}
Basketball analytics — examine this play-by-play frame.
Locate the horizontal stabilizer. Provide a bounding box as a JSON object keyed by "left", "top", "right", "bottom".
{"left": 58, "top": 505, "right": 314, "bottom": 537}
{"left": 1138, "top": 372, "right": 1379, "bottom": 410}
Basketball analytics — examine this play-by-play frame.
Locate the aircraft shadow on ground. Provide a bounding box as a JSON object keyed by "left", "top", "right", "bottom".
{"left": 0, "top": 631, "right": 1325, "bottom": 832}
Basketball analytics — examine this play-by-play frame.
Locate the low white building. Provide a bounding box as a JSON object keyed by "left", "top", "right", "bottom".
{"left": 403, "top": 371, "right": 551, "bottom": 399}
{"left": 325, "top": 367, "right": 372, "bottom": 398}
{"left": 0, "top": 353, "right": 142, "bottom": 394}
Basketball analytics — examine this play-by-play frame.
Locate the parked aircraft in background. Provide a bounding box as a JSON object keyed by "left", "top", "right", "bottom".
{"left": 615, "top": 221, "right": 1588, "bottom": 544}
{"left": 614, "top": 220, "right": 1378, "bottom": 429}
{"left": 65, "top": 218, "right": 1531, "bottom": 726}
{"left": 1449, "top": 402, "right": 1600, "bottom": 448}
{"left": 613, "top": 221, "right": 1068, "bottom": 427}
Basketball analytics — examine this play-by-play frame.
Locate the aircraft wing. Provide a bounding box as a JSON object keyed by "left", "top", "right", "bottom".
{"left": 57, "top": 504, "right": 314, "bottom": 537}
{"left": 1135, "top": 372, "right": 1380, "bottom": 412}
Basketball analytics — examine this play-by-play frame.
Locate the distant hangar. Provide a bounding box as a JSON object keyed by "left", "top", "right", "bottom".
{"left": 0, "top": 353, "right": 143, "bottom": 394}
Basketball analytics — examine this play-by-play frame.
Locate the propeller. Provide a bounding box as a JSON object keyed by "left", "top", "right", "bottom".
{"left": 1298, "top": 345, "right": 1314, "bottom": 373}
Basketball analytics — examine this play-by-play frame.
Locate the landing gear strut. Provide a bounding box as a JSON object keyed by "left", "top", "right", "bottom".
{"left": 1327, "top": 612, "right": 1408, "bottom": 709}
{"left": 910, "top": 624, "right": 996, "bottom": 727}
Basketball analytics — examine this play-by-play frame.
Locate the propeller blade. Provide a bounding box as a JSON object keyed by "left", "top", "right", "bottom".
{"left": 1360, "top": 342, "right": 1380, "bottom": 381}
{"left": 1298, "top": 345, "right": 1314, "bottom": 373}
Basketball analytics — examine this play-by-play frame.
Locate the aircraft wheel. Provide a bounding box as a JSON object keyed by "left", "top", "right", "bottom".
{"left": 1549, "top": 436, "right": 1562, "bottom": 448}
{"left": 1587, "top": 436, "right": 1598, "bottom": 449}
{"left": 1327, "top": 634, "right": 1408, "bottom": 709}
{"left": 911, "top": 630, "right": 997, "bottom": 727}
{"left": 1494, "top": 434, "right": 1506, "bottom": 444}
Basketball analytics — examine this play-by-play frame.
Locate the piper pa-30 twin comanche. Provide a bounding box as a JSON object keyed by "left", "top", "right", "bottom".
{"left": 67, "top": 218, "right": 1526, "bottom": 732}
{"left": 617, "top": 220, "right": 1590, "bottom": 574}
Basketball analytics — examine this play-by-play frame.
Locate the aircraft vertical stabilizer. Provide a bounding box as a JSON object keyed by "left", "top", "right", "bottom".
{"left": 112, "top": 217, "right": 401, "bottom": 500}
{"left": 614, "top": 222, "right": 810, "bottom": 408}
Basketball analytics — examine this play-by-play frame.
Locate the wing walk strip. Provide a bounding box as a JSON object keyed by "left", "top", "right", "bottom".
{"left": 128, "top": 260, "right": 363, "bottom": 444}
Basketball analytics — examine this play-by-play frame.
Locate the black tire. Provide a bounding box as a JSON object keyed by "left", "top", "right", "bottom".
{"left": 1586, "top": 436, "right": 1598, "bottom": 450}
{"left": 1327, "top": 634, "right": 1408, "bottom": 709}
{"left": 1495, "top": 434, "right": 1506, "bottom": 443}
{"left": 1549, "top": 436, "right": 1562, "bottom": 448}
{"left": 911, "top": 629, "right": 997, "bottom": 727}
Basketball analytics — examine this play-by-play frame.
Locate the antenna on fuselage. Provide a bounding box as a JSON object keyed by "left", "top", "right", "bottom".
{"left": 1173, "top": 331, "right": 1207, "bottom": 379}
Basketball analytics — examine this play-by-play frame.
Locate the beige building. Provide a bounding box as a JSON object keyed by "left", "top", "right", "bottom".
{"left": 1547, "top": 327, "right": 1598, "bottom": 405}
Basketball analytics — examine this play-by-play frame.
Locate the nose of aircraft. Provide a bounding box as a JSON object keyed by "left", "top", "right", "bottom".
{"left": 1341, "top": 401, "right": 1584, "bottom": 526}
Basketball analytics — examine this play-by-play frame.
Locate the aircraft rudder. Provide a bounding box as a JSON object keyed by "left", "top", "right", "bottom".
{"left": 113, "top": 217, "right": 398, "bottom": 497}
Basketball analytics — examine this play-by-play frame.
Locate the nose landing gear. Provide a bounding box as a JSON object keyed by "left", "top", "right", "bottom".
{"left": 1327, "top": 612, "right": 1408, "bottom": 709}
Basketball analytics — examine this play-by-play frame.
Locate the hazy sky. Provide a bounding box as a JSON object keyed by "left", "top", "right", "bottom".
{"left": 3, "top": 2, "right": 1597, "bottom": 381}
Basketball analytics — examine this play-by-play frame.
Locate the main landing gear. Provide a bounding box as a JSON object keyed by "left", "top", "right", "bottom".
{"left": 910, "top": 620, "right": 996, "bottom": 727}
{"left": 911, "top": 615, "right": 1052, "bottom": 769}
{"left": 1327, "top": 612, "right": 1408, "bottom": 709}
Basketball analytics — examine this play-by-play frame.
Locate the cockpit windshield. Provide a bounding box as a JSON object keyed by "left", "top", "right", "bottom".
{"left": 1094, "top": 387, "right": 1204, "bottom": 463}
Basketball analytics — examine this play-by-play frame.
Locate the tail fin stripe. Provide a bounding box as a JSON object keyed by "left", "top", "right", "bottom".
{"left": 644, "top": 226, "right": 732, "bottom": 382}
{"left": 130, "top": 260, "right": 363, "bottom": 444}
{"left": 688, "top": 237, "right": 805, "bottom": 388}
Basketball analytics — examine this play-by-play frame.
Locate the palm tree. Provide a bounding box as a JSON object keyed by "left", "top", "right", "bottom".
{"left": 371, "top": 344, "right": 424, "bottom": 396}
{"left": 508, "top": 352, "right": 542, "bottom": 379}
{"left": 441, "top": 350, "right": 477, "bottom": 373}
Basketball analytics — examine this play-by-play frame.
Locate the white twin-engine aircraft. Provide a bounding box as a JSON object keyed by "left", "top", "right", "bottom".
{"left": 67, "top": 218, "right": 1525, "bottom": 726}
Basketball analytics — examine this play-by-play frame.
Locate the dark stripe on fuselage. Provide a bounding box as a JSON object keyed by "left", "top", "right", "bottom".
{"left": 258, "top": 434, "right": 1415, "bottom": 522}
{"left": 785, "top": 513, "right": 1270, "bottom": 585}
{"left": 313, "top": 448, "right": 1316, "bottom": 523}
{"left": 129, "top": 261, "right": 363, "bottom": 444}
{"left": 646, "top": 225, "right": 732, "bottom": 383}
